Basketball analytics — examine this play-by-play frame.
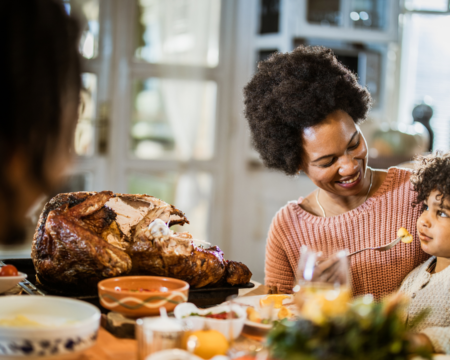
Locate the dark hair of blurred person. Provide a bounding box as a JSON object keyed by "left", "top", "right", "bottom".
{"left": 0, "top": 0, "right": 81, "bottom": 244}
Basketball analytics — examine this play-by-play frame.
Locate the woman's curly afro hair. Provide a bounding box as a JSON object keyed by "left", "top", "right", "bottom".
{"left": 243, "top": 45, "right": 372, "bottom": 175}
{"left": 410, "top": 152, "right": 450, "bottom": 208}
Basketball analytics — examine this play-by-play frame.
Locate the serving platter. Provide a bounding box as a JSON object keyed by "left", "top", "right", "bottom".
{"left": 1, "top": 258, "right": 254, "bottom": 311}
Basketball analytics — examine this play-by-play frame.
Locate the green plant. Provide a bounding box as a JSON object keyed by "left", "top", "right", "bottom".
{"left": 266, "top": 294, "right": 432, "bottom": 360}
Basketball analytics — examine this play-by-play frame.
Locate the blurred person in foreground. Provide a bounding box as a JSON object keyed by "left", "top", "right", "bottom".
{"left": 0, "top": 0, "right": 81, "bottom": 244}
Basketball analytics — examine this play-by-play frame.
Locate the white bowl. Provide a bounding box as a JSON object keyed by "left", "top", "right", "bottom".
{"left": 174, "top": 302, "right": 246, "bottom": 340}
{"left": 0, "top": 296, "right": 100, "bottom": 359}
{"left": 0, "top": 272, "right": 27, "bottom": 294}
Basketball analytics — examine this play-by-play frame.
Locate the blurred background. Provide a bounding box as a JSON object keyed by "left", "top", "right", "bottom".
{"left": 2, "top": 0, "right": 450, "bottom": 283}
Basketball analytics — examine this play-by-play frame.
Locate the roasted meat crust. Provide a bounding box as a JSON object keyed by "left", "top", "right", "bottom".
{"left": 225, "top": 261, "right": 252, "bottom": 286}
{"left": 32, "top": 191, "right": 251, "bottom": 294}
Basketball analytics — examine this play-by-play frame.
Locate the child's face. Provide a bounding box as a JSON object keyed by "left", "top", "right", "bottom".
{"left": 417, "top": 190, "right": 450, "bottom": 257}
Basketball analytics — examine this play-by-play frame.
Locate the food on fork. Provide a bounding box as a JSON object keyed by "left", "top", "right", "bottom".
{"left": 397, "top": 227, "right": 414, "bottom": 244}
{"left": 31, "top": 191, "right": 252, "bottom": 294}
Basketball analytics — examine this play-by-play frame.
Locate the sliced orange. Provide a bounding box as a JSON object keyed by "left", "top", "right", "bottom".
{"left": 259, "top": 295, "right": 290, "bottom": 309}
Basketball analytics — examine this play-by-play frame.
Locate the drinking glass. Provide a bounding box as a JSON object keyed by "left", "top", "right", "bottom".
{"left": 136, "top": 316, "right": 189, "bottom": 360}
{"left": 293, "top": 246, "right": 351, "bottom": 322}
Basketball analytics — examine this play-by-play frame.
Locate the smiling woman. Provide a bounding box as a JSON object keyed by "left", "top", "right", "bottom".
{"left": 243, "top": 45, "right": 429, "bottom": 299}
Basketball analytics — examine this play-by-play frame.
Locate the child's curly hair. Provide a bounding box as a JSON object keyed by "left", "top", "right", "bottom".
{"left": 410, "top": 152, "right": 450, "bottom": 208}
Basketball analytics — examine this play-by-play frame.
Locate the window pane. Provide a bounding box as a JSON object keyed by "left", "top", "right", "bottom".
{"left": 135, "top": 0, "right": 221, "bottom": 67}
{"left": 399, "top": 14, "right": 450, "bottom": 151}
{"left": 75, "top": 73, "right": 97, "bottom": 156}
{"left": 131, "top": 78, "right": 216, "bottom": 160}
{"left": 405, "top": 0, "right": 449, "bottom": 12}
{"left": 128, "top": 172, "right": 212, "bottom": 241}
{"left": 259, "top": 0, "right": 280, "bottom": 34}
{"left": 64, "top": 0, "right": 100, "bottom": 59}
{"left": 307, "top": 0, "right": 341, "bottom": 26}
{"left": 350, "top": 0, "right": 387, "bottom": 30}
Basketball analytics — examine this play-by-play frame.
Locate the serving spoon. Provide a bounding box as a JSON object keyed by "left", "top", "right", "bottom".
{"left": 347, "top": 236, "right": 403, "bottom": 257}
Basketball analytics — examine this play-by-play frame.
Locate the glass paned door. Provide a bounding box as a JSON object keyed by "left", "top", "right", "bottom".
{"left": 135, "top": 0, "right": 221, "bottom": 67}
{"left": 131, "top": 78, "right": 217, "bottom": 160}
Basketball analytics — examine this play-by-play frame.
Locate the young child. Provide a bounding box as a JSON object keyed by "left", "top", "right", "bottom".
{"left": 399, "top": 152, "right": 450, "bottom": 354}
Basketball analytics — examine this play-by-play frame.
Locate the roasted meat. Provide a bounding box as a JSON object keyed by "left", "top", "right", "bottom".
{"left": 32, "top": 191, "right": 252, "bottom": 294}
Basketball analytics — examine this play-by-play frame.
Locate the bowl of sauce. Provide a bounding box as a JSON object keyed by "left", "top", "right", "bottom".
{"left": 98, "top": 276, "right": 189, "bottom": 317}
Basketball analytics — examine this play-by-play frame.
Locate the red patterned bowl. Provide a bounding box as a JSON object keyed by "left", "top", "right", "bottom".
{"left": 98, "top": 276, "right": 189, "bottom": 318}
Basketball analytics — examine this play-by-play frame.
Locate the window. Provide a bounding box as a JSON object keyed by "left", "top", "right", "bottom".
{"left": 398, "top": 10, "right": 450, "bottom": 151}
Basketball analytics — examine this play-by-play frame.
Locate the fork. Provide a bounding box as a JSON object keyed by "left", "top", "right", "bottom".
{"left": 347, "top": 236, "right": 403, "bottom": 257}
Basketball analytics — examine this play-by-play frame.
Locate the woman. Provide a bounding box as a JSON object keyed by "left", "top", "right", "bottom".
{"left": 0, "top": 0, "right": 81, "bottom": 244}
{"left": 243, "top": 46, "right": 429, "bottom": 299}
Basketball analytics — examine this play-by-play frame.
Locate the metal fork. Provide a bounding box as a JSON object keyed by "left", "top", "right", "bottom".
{"left": 347, "top": 236, "right": 403, "bottom": 257}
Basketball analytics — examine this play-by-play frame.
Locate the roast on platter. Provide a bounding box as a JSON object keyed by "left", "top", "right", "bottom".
{"left": 31, "top": 191, "right": 252, "bottom": 294}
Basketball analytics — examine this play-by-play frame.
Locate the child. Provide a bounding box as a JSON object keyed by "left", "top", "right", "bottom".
{"left": 399, "top": 152, "right": 450, "bottom": 354}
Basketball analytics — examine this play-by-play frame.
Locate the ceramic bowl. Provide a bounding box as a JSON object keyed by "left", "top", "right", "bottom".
{"left": 98, "top": 276, "right": 189, "bottom": 318}
{"left": 0, "top": 272, "right": 27, "bottom": 294}
{"left": 0, "top": 296, "right": 100, "bottom": 359}
{"left": 174, "top": 302, "right": 246, "bottom": 340}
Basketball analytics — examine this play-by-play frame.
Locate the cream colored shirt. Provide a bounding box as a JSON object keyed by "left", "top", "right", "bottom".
{"left": 399, "top": 256, "right": 450, "bottom": 354}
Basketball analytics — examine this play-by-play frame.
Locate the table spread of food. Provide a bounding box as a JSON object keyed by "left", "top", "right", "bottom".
{"left": 0, "top": 193, "right": 448, "bottom": 360}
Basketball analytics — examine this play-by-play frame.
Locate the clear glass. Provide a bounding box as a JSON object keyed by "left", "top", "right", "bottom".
{"left": 128, "top": 172, "right": 212, "bottom": 242}
{"left": 131, "top": 78, "right": 216, "bottom": 160}
{"left": 75, "top": 73, "right": 97, "bottom": 156}
{"left": 405, "top": 0, "right": 449, "bottom": 12}
{"left": 64, "top": 0, "right": 100, "bottom": 59}
{"left": 293, "top": 247, "right": 351, "bottom": 323}
{"left": 350, "top": 0, "right": 387, "bottom": 30}
{"left": 135, "top": 0, "right": 221, "bottom": 67}
{"left": 136, "top": 317, "right": 187, "bottom": 360}
{"left": 307, "top": 0, "right": 341, "bottom": 26}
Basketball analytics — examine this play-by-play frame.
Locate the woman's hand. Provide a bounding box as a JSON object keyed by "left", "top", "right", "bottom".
{"left": 408, "top": 333, "right": 434, "bottom": 353}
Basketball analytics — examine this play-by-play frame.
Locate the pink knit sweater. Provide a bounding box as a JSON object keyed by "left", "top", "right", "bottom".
{"left": 265, "top": 167, "right": 430, "bottom": 299}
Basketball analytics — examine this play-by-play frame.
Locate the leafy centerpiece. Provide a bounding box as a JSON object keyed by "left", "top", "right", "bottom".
{"left": 266, "top": 293, "right": 432, "bottom": 360}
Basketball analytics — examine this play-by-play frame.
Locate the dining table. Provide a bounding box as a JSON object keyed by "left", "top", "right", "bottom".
{"left": 2, "top": 281, "right": 450, "bottom": 360}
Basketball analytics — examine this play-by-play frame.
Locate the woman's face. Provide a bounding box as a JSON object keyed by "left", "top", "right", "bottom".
{"left": 300, "top": 110, "right": 369, "bottom": 197}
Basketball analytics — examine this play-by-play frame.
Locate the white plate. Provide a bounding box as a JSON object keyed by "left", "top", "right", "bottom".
{"left": 0, "top": 272, "right": 27, "bottom": 294}
{"left": 233, "top": 295, "right": 297, "bottom": 329}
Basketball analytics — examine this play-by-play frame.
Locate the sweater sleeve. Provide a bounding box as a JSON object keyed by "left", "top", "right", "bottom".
{"left": 421, "top": 327, "right": 450, "bottom": 354}
{"left": 264, "top": 211, "right": 295, "bottom": 294}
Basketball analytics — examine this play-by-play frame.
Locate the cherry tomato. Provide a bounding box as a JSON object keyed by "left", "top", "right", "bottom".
{"left": 0, "top": 265, "right": 19, "bottom": 276}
